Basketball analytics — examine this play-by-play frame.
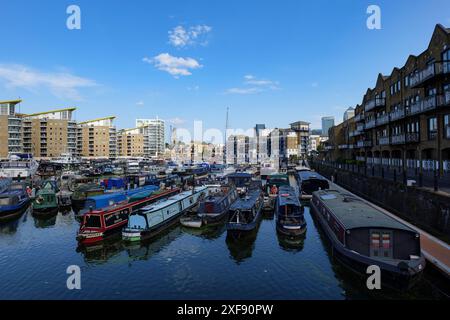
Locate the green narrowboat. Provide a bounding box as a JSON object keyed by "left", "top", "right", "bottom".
{"left": 32, "top": 180, "right": 59, "bottom": 214}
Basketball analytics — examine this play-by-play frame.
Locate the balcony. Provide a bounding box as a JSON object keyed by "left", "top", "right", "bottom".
{"left": 365, "top": 98, "right": 386, "bottom": 112}
{"left": 445, "top": 90, "right": 450, "bottom": 105}
{"left": 408, "top": 95, "right": 444, "bottom": 116}
{"left": 349, "top": 130, "right": 363, "bottom": 137}
{"left": 376, "top": 114, "right": 389, "bottom": 126}
{"left": 354, "top": 114, "right": 364, "bottom": 122}
{"left": 378, "top": 136, "right": 390, "bottom": 145}
{"left": 356, "top": 156, "right": 365, "bottom": 162}
{"left": 356, "top": 140, "right": 372, "bottom": 148}
{"left": 325, "top": 146, "right": 335, "bottom": 150}
{"left": 389, "top": 108, "right": 405, "bottom": 122}
{"left": 391, "top": 158, "right": 403, "bottom": 167}
{"left": 391, "top": 134, "right": 406, "bottom": 145}
{"left": 406, "top": 132, "right": 420, "bottom": 143}
{"left": 365, "top": 119, "right": 376, "bottom": 129}
{"left": 410, "top": 62, "right": 450, "bottom": 88}
{"left": 338, "top": 144, "right": 348, "bottom": 150}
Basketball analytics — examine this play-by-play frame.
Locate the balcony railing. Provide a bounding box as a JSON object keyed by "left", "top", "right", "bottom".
{"left": 406, "top": 132, "right": 420, "bottom": 143}
{"left": 381, "top": 158, "right": 390, "bottom": 166}
{"left": 376, "top": 114, "right": 389, "bottom": 126}
{"left": 408, "top": 95, "right": 444, "bottom": 116}
{"left": 356, "top": 124, "right": 364, "bottom": 132}
{"left": 356, "top": 156, "right": 365, "bottom": 162}
{"left": 422, "top": 159, "right": 438, "bottom": 171}
{"left": 444, "top": 160, "right": 450, "bottom": 172}
{"left": 391, "top": 134, "right": 406, "bottom": 145}
{"left": 356, "top": 140, "right": 372, "bottom": 148}
{"left": 364, "top": 98, "right": 386, "bottom": 112}
{"left": 338, "top": 144, "right": 348, "bottom": 150}
{"left": 389, "top": 108, "right": 405, "bottom": 122}
{"left": 406, "top": 159, "right": 419, "bottom": 169}
{"left": 378, "top": 136, "right": 390, "bottom": 145}
{"left": 354, "top": 114, "right": 364, "bottom": 122}
{"left": 365, "top": 119, "right": 376, "bottom": 129}
{"left": 391, "top": 158, "right": 403, "bottom": 167}
{"left": 410, "top": 62, "right": 449, "bottom": 88}
{"left": 445, "top": 90, "right": 450, "bottom": 105}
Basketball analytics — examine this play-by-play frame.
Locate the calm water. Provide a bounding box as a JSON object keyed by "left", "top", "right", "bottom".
{"left": 0, "top": 204, "right": 446, "bottom": 300}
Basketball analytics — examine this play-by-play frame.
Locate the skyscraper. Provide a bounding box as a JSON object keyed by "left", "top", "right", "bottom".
{"left": 321, "top": 116, "right": 335, "bottom": 137}
{"left": 136, "top": 118, "right": 165, "bottom": 157}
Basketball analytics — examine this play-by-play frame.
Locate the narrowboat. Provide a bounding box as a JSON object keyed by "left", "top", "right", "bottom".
{"left": 101, "top": 177, "right": 126, "bottom": 192}
{"left": 76, "top": 185, "right": 159, "bottom": 217}
{"left": 0, "top": 182, "right": 31, "bottom": 222}
{"left": 297, "top": 171, "right": 329, "bottom": 200}
{"left": 227, "top": 188, "right": 264, "bottom": 235}
{"left": 122, "top": 186, "right": 209, "bottom": 242}
{"left": 71, "top": 183, "right": 105, "bottom": 209}
{"left": 275, "top": 186, "right": 306, "bottom": 236}
{"left": 76, "top": 187, "right": 181, "bottom": 246}
{"left": 32, "top": 180, "right": 60, "bottom": 214}
{"left": 180, "top": 185, "right": 238, "bottom": 228}
{"left": 310, "top": 189, "right": 425, "bottom": 290}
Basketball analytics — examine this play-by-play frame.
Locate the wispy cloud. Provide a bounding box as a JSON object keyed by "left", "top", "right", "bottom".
{"left": 167, "top": 117, "right": 186, "bottom": 125}
{"left": 225, "top": 75, "right": 280, "bottom": 95}
{"left": 143, "top": 53, "right": 202, "bottom": 78}
{"left": 136, "top": 101, "right": 144, "bottom": 106}
{"left": 0, "top": 64, "right": 97, "bottom": 100}
{"left": 169, "top": 25, "right": 212, "bottom": 48}
{"left": 187, "top": 85, "right": 200, "bottom": 91}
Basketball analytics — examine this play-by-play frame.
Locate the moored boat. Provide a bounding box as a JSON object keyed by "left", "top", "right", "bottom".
{"left": 76, "top": 185, "right": 160, "bottom": 217}
{"left": 226, "top": 188, "right": 264, "bottom": 235}
{"left": 76, "top": 187, "right": 181, "bottom": 246}
{"left": 297, "top": 171, "right": 329, "bottom": 200}
{"left": 180, "top": 185, "right": 238, "bottom": 228}
{"left": 32, "top": 180, "right": 59, "bottom": 215}
{"left": 122, "top": 186, "right": 209, "bottom": 242}
{"left": 0, "top": 182, "right": 31, "bottom": 222}
{"left": 310, "top": 189, "right": 425, "bottom": 290}
{"left": 275, "top": 186, "right": 306, "bottom": 236}
{"left": 71, "top": 183, "right": 105, "bottom": 209}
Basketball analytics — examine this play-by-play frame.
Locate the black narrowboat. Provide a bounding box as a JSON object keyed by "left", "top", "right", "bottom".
{"left": 310, "top": 189, "right": 425, "bottom": 290}
{"left": 275, "top": 186, "right": 306, "bottom": 236}
{"left": 227, "top": 188, "right": 264, "bottom": 236}
{"left": 297, "top": 171, "right": 329, "bottom": 200}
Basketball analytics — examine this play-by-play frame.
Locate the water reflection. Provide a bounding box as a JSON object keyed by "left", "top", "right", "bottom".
{"left": 226, "top": 221, "right": 262, "bottom": 264}
{"left": 0, "top": 208, "right": 30, "bottom": 235}
{"left": 32, "top": 214, "right": 57, "bottom": 228}
{"left": 276, "top": 232, "right": 306, "bottom": 253}
{"left": 181, "top": 224, "right": 226, "bottom": 240}
{"left": 77, "top": 225, "right": 184, "bottom": 265}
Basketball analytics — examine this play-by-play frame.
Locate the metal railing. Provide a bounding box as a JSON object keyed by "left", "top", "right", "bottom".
{"left": 389, "top": 108, "right": 405, "bottom": 121}
{"left": 376, "top": 114, "right": 389, "bottom": 126}
{"left": 391, "top": 134, "right": 406, "bottom": 145}
{"left": 365, "top": 119, "right": 376, "bottom": 129}
{"left": 378, "top": 136, "right": 390, "bottom": 145}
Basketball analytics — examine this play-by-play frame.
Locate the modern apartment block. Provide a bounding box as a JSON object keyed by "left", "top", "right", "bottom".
{"left": 21, "top": 108, "right": 77, "bottom": 159}
{"left": 117, "top": 128, "right": 144, "bottom": 157}
{"left": 0, "top": 99, "right": 23, "bottom": 158}
{"left": 325, "top": 24, "right": 450, "bottom": 176}
{"left": 226, "top": 134, "right": 250, "bottom": 165}
{"left": 290, "top": 121, "right": 310, "bottom": 157}
{"left": 136, "top": 118, "right": 165, "bottom": 157}
{"left": 77, "top": 116, "right": 117, "bottom": 159}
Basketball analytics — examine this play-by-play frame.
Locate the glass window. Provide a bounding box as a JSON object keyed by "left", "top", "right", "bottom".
{"left": 428, "top": 117, "right": 437, "bottom": 140}
{"left": 443, "top": 49, "right": 450, "bottom": 73}
{"left": 444, "top": 114, "right": 450, "bottom": 139}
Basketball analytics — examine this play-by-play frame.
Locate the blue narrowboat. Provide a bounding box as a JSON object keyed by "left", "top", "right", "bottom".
{"left": 297, "top": 171, "right": 329, "bottom": 200}
{"left": 0, "top": 182, "right": 31, "bottom": 222}
{"left": 227, "top": 188, "right": 264, "bottom": 235}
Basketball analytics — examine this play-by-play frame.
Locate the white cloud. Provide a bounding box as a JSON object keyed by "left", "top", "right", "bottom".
{"left": 168, "top": 25, "right": 212, "bottom": 48}
{"left": 225, "top": 87, "right": 262, "bottom": 95}
{"left": 136, "top": 101, "right": 144, "bottom": 106}
{"left": 187, "top": 85, "right": 200, "bottom": 91}
{"left": 144, "top": 53, "right": 202, "bottom": 78}
{"left": 167, "top": 117, "right": 186, "bottom": 125}
{"left": 0, "top": 64, "right": 97, "bottom": 100}
{"left": 225, "top": 75, "right": 280, "bottom": 95}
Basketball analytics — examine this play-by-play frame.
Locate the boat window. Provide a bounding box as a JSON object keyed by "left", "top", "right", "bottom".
{"left": 370, "top": 230, "right": 393, "bottom": 259}
{"left": 0, "top": 197, "right": 11, "bottom": 205}
{"left": 85, "top": 215, "right": 101, "bottom": 228}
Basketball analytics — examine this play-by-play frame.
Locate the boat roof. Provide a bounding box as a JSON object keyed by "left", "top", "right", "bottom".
{"left": 227, "top": 172, "right": 252, "bottom": 178}
{"left": 140, "top": 186, "right": 207, "bottom": 212}
{"left": 298, "top": 171, "right": 326, "bottom": 181}
{"left": 229, "top": 189, "right": 261, "bottom": 211}
{"left": 278, "top": 186, "right": 300, "bottom": 207}
{"left": 313, "top": 190, "right": 415, "bottom": 232}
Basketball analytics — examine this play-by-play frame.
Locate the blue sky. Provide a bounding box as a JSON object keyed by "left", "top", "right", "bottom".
{"left": 1, "top": 0, "right": 450, "bottom": 135}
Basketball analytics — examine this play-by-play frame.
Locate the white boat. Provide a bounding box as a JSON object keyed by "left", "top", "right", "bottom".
{"left": 0, "top": 154, "right": 39, "bottom": 179}
{"left": 122, "top": 186, "right": 209, "bottom": 242}
{"left": 260, "top": 162, "right": 277, "bottom": 179}
{"left": 52, "top": 153, "right": 82, "bottom": 165}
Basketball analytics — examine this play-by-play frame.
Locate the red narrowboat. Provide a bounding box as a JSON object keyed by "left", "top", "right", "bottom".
{"left": 77, "top": 187, "right": 180, "bottom": 246}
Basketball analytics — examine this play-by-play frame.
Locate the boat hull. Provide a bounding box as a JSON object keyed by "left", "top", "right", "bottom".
{"left": 276, "top": 222, "right": 307, "bottom": 237}
{"left": 310, "top": 200, "right": 425, "bottom": 291}
{"left": 0, "top": 200, "right": 30, "bottom": 222}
